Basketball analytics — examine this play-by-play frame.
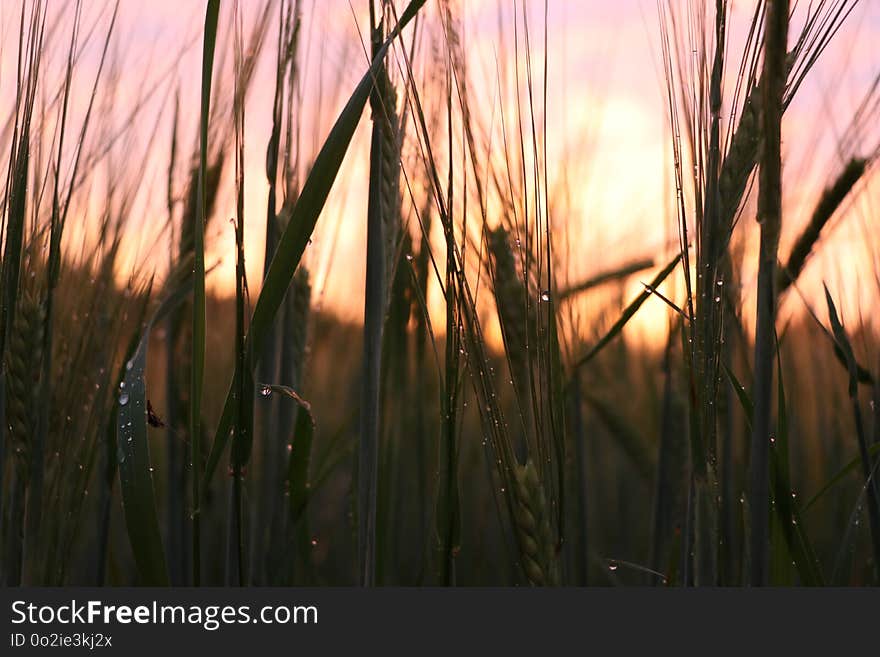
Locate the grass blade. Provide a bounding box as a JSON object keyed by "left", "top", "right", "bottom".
{"left": 259, "top": 383, "right": 315, "bottom": 582}
{"left": 803, "top": 444, "right": 880, "bottom": 513}
{"left": 769, "top": 349, "right": 824, "bottom": 585}
{"left": 117, "top": 278, "right": 193, "bottom": 586}
{"left": 558, "top": 258, "right": 656, "bottom": 301}
{"left": 724, "top": 363, "right": 824, "bottom": 585}
{"left": 117, "top": 331, "right": 169, "bottom": 584}
{"left": 202, "top": 0, "right": 428, "bottom": 491}
{"left": 824, "top": 285, "right": 880, "bottom": 572}
{"left": 574, "top": 254, "right": 681, "bottom": 369}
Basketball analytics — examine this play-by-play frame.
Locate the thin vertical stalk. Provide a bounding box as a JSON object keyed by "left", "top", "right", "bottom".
{"left": 24, "top": 3, "right": 78, "bottom": 583}
{"left": 227, "top": 0, "right": 250, "bottom": 587}
{"left": 191, "top": 0, "right": 221, "bottom": 587}
{"left": 650, "top": 327, "right": 688, "bottom": 584}
{"left": 438, "top": 41, "right": 460, "bottom": 588}
{"left": 359, "top": 6, "right": 385, "bottom": 587}
{"left": 165, "top": 92, "right": 184, "bottom": 586}
{"left": 252, "top": 0, "right": 288, "bottom": 585}
{"left": 568, "top": 371, "right": 588, "bottom": 585}
{"left": 748, "top": 0, "right": 789, "bottom": 587}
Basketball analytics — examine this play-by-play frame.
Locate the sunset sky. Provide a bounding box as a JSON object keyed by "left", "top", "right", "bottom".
{"left": 1, "top": 0, "right": 878, "bottom": 347}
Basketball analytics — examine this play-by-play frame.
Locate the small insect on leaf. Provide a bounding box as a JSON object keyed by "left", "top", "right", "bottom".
{"left": 147, "top": 400, "right": 165, "bottom": 428}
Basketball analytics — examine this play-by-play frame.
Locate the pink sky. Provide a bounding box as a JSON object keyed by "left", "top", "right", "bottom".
{"left": 1, "top": 0, "right": 878, "bottom": 346}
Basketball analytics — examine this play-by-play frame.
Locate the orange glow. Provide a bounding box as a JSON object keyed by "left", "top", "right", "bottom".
{"left": 1, "top": 0, "right": 878, "bottom": 352}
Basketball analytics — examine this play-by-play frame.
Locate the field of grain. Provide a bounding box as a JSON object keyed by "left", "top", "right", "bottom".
{"left": 1, "top": 0, "right": 879, "bottom": 586}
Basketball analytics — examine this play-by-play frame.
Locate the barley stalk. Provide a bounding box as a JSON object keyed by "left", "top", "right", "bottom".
{"left": 748, "top": 0, "right": 789, "bottom": 587}
{"left": 191, "top": 0, "right": 221, "bottom": 587}
{"left": 359, "top": 10, "right": 401, "bottom": 586}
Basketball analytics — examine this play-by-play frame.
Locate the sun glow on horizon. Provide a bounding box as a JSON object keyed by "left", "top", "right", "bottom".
{"left": 2, "top": 0, "right": 878, "bottom": 356}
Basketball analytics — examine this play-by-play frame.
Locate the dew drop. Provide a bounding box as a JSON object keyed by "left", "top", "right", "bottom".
{"left": 260, "top": 385, "right": 272, "bottom": 397}
{"left": 540, "top": 290, "right": 551, "bottom": 302}
{"left": 608, "top": 561, "right": 618, "bottom": 572}
{"left": 119, "top": 391, "right": 130, "bottom": 406}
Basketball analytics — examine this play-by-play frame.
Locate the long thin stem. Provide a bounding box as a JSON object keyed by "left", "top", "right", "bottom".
{"left": 359, "top": 5, "right": 385, "bottom": 586}
{"left": 748, "top": 0, "right": 789, "bottom": 587}
{"left": 191, "top": 0, "right": 221, "bottom": 587}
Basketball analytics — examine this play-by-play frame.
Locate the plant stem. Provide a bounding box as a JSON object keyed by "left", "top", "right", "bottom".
{"left": 748, "top": 0, "right": 789, "bottom": 587}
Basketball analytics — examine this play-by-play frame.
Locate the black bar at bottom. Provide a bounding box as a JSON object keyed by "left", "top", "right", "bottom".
{"left": 1, "top": 588, "right": 875, "bottom": 654}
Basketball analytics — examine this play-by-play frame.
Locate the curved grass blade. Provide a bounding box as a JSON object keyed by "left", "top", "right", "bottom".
{"left": 559, "top": 258, "right": 655, "bottom": 301}
{"left": 117, "top": 333, "right": 168, "bottom": 585}
{"left": 263, "top": 383, "right": 315, "bottom": 580}
{"left": 824, "top": 285, "right": 880, "bottom": 570}
{"left": 254, "top": 383, "right": 314, "bottom": 522}
{"left": 724, "top": 363, "right": 754, "bottom": 421}
{"left": 262, "top": 385, "right": 315, "bottom": 524}
{"left": 117, "top": 277, "right": 193, "bottom": 586}
{"left": 96, "top": 287, "right": 153, "bottom": 585}
{"left": 803, "top": 444, "right": 880, "bottom": 512}
{"left": 202, "top": 0, "right": 428, "bottom": 491}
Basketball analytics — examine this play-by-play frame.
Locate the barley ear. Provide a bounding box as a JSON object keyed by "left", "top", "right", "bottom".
{"left": 6, "top": 289, "right": 45, "bottom": 471}
{"left": 2, "top": 290, "right": 44, "bottom": 586}
{"left": 488, "top": 227, "right": 535, "bottom": 408}
{"left": 370, "top": 62, "right": 402, "bottom": 317}
{"left": 512, "top": 459, "right": 559, "bottom": 586}
{"left": 778, "top": 157, "right": 867, "bottom": 294}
